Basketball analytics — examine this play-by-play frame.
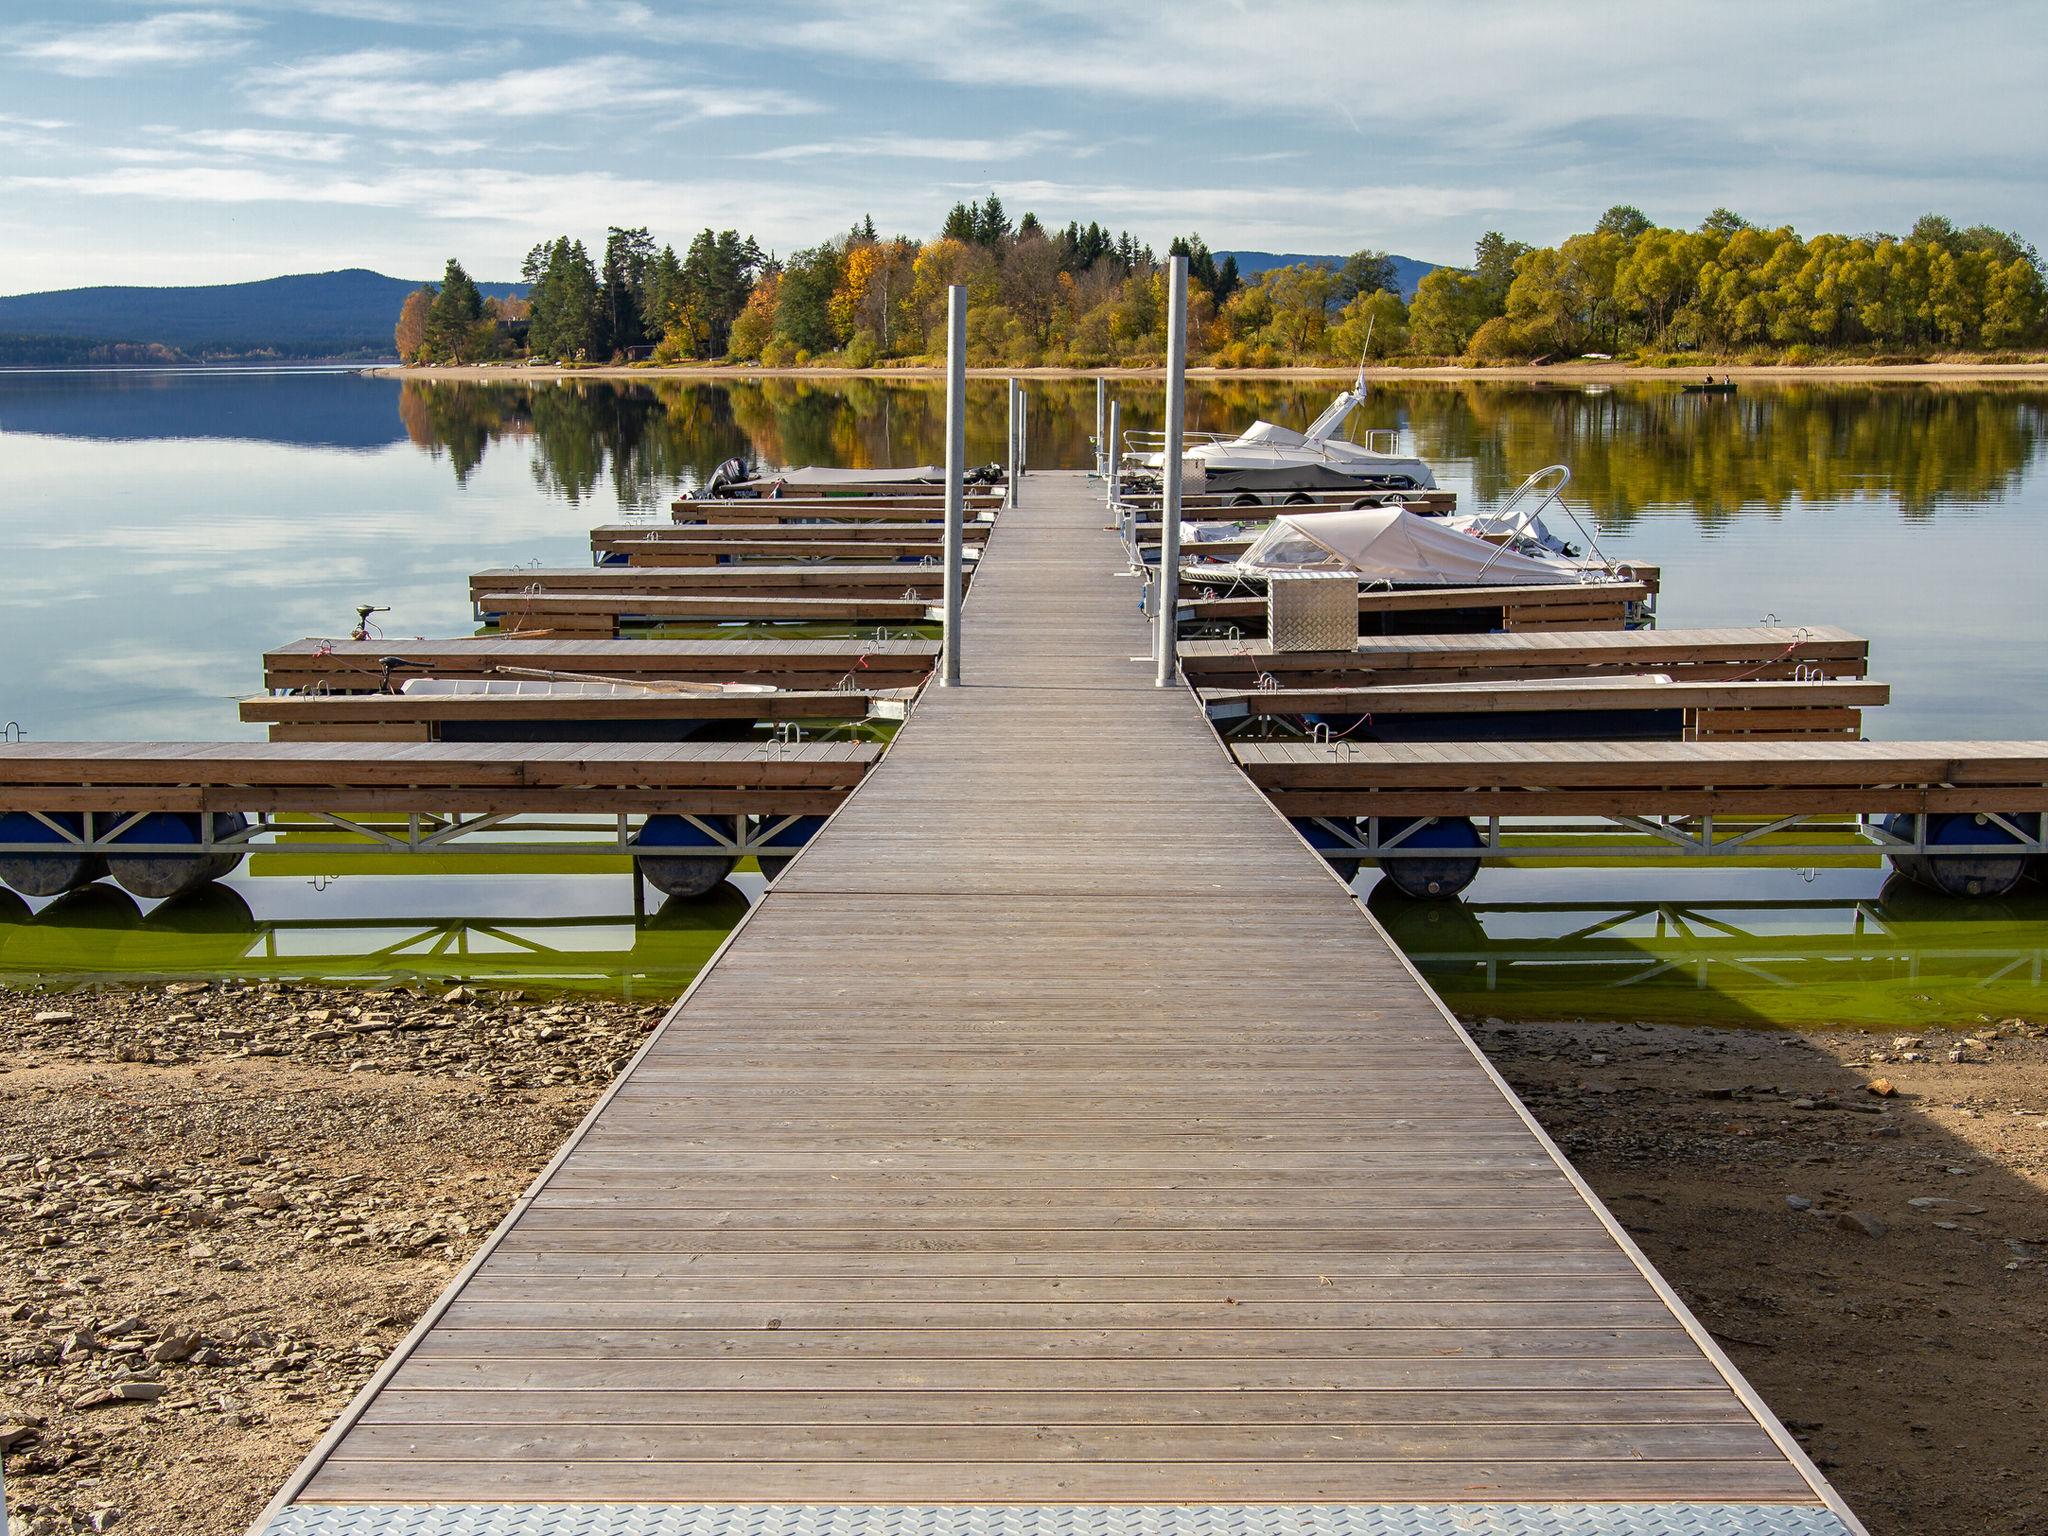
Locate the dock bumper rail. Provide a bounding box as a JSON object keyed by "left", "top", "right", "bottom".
{"left": 257, "top": 1506, "right": 1858, "bottom": 1536}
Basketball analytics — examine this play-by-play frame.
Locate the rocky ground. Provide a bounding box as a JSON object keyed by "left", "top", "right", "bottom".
{"left": 2, "top": 985, "right": 2043, "bottom": 1536}
{"left": 1472, "top": 1015, "right": 2048, "bottom": 1536}
{"left": 0, "top": 981, "right": 659, "bottom": 1536}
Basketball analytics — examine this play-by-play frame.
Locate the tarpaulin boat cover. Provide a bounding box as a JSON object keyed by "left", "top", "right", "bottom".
{"left": 1235, "top": 506, "right": 1582, "bottom": 586}
{"left": 753, "top": 466, "right": 945, "bottom": 487}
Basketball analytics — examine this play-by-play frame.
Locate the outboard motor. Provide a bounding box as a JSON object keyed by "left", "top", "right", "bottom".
{"left": 705, "top": 457, "right": 752, "bottom": 499}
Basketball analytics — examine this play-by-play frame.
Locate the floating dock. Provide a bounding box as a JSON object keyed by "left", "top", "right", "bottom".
{"left": 253, "top": 471, "right": 1862, "bottom": 1536}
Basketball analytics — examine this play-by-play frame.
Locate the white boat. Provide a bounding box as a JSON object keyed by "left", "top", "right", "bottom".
{"left": 1131, "top": 372, "right": 1438, "bottom": 497}
{"left": 1180, "top": 503, "right": 1628, "bottom": 591}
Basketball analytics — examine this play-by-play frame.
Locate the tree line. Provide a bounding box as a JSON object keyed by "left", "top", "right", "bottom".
{"left": 394, "top": 202, "right": 2047, "bottom": 368}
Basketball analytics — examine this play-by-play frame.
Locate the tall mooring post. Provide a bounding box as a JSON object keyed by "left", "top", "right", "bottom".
{"left": 1005, "top": 377, "right": 1021, "bottom": 509}
{"left": 1107, "top": 398, "right": 1122, "bottom": 506}
{"left": 941, "top": 285, "right": 966, "bottom": 686}
{"left": 1155, "top": 253, "right": 1189, "bottom": 687}
{"left": 1094, "top": 376, "right": 1107, "bottom": 474}
{"left": 1020, "top": 390, "right": 1030, "bottom": 474}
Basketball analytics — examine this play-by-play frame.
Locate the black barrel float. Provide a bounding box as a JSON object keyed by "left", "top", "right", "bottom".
{"left": 0, "top": 812, "right": 107, "bottom": 898}
{"left": 1883, "top": 811, "right": 2038, "bottom": 899}
{"left": 1372, "top": 815, "right": 1484, "bottom": 900}
{"left": 633, "top": 814, "right": 740, "bottom": 898}
{"left": 104, "top": 812, "right": 249, "bottom": 900}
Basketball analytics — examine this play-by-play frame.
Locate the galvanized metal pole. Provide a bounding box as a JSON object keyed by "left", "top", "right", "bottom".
{"left": 941, "top": 285, "right": 966, "bottom": 686}
{"left": 1107, "top": 398, "right": 1121, "bottom": 506}
{"left": 1094, "top": 376, "right": 1106, "bottom": 474}
{"left": 1005, "top": 377, "right": 1020, "bottom": 509}
{"left": 1155, "top": 254, "right": 1188, "bottom": 687}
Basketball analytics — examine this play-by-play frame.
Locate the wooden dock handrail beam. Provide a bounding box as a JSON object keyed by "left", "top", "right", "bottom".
{"left": 472, "top": 565, "right": 957, "bottom": 610}
{"left": 484, "top": 591, "right": 936, "bottom": 636}
{"left": 263, "top": 637, "right": 938, "bottom": 693}
{"left": 1235, "top": 738, "right": 2048, "bottom": 817}
{"left": 1180, "top": 625, "right": 1868, "bottom": 688}
{"left": 0, "top": 740, "right": 876, "bottom": 814}
{"left": 1180, "top": 579, "right": 1653, "bottom": 635}
{"left": 1203, "top": 679, "right": 1888, "bottom": 741}
{"left": 240, "top": 688, "right": 911, "bottom": 742}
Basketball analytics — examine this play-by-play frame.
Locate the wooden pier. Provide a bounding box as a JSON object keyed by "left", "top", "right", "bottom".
{"left": 255, "top": 472, "right": 1861, "bottom": 1536}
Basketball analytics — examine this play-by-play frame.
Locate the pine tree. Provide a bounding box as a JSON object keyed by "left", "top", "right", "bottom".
{"left": 974, "top": 193, "right": 1010, "bottom": 246}
{"left": 940, "top": 203, "right": 977, "bottom": 243}
{"left": 423, "top": 258, "right": 484, "bottom": 361}
{"left": 598, "top": 225, "right": 655, "bottom": 358}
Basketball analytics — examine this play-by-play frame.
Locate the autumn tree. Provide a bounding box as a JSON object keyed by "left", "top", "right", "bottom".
{"left": 393, "top": 285, "right": 432, "bottom": 361}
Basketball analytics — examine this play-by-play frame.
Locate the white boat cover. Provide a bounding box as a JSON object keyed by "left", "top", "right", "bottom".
{"left": 401, "top": 679, "right": 774, "bottom": 698}
{"left": 1234, "top": 507, "right": 1582, "bottom": 586}
{"left": 752, "top": 465, "right": 945, "bottom": 487}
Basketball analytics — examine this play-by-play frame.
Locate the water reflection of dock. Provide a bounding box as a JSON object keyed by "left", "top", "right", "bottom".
{"left": 1374, "top": 882, "right": 2048, "bottom": 1026}
{"left": 0, "top": 879, "right": 751, "bottom": 996}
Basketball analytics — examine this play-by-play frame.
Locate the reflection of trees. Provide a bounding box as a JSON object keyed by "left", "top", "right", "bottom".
{"left": 394, "top": 377, "right": 2047, "bottom": 522}
{"left": 397, "top": 382, "right": 528, "bottom": 482}
{"left": 1379, "top": 382, "right": 2047, "bottom": 523}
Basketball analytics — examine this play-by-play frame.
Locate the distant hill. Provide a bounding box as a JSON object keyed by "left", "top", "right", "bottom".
{"left": 1214, "top": 251, "right": 1439, "bottom": 300}
{"left": 0, "top": 269, "right": 526, "bottom": 363}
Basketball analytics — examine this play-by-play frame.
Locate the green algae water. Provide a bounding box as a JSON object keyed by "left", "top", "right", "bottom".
{"left": 1, "top": 368, "right": 2044, "bottom": 1022}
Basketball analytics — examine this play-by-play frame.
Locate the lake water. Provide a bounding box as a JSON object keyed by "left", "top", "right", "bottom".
{"left": 2, "top": 367, "right": 2044, "bottom": 1024}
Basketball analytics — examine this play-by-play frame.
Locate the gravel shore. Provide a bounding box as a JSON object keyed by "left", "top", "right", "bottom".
{"left": 2, "top": 984, "right": 2043, "bottom": 1536}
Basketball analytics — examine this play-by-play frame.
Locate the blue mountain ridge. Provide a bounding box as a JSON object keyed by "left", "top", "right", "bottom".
{"left": 0, "top": 268, "right": 526, "bottom": 356}
{"left": 1212, "top": 251, "right": 1438, "bottom": 300}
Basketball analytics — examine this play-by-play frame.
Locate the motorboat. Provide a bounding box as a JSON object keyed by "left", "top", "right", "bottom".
{"left": 1178, "top": 504, "right": 1620, "bottom": 595}
{"left": 1128, "top": 371, "right": 1438, "bottom": 497}
{"left": 702, "top": 459, "right": 1003, "bottom": 498}
{"left": 1176, "top": 466, "right": 1610, "bottom": 578}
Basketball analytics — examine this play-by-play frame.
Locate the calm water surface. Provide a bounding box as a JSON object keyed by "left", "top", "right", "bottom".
{"left": 2, "top": 368, "right": 2044, "bottom": 1021}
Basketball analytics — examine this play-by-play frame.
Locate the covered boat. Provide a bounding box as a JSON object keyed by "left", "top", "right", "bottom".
{"left": 1182, "top": 504, "right": 1620, "bottom": 589}
{"left": 703, "top": 459, "right": 1003, "bottom": 497}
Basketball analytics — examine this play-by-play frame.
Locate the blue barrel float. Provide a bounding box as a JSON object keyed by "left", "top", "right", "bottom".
{"left": 1290, "top": 817, "right": 1361, "bottom": 884}
{"left": 103, "top": 812, "right": 250, "bottom": 900}
{"left": 1883, "top": 811, "right": 2040, "bottom": 899}
{"left": 0, "top": 812, "right": 107, "bottom": 898}
{"left": 1370, "top": 815, "right": 1484, "bottom": 900}
{"left": 632, "top": 814, "right": 740, "bottom": 898}
{"left": 753, "top": 814, "right": 827, "bottom": 881}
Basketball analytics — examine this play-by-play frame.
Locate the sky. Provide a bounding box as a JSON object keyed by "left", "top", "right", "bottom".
{"left": 0, "top": 0, "right": 2041, "bottom": 294}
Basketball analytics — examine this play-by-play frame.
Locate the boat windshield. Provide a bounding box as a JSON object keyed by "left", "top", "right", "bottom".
{"left": 1239, "top": 521, "right": 1346, "bottom": 569}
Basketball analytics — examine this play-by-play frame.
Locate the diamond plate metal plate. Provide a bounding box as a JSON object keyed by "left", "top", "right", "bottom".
{"left": 261, "top": 1506, "right": 1855, "bottom": 1536}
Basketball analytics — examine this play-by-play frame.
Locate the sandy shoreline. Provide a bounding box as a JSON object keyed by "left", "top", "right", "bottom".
{"left": 370, "top": 358, "right": 2048, "bottom": 385}
{"left": 3, "top": 982, "right": 2043, "bottom": 1535}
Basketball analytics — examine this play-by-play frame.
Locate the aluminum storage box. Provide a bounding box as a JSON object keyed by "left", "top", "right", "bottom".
{"left": 1267, "top": 571, "right": 1359, "bottom": 651}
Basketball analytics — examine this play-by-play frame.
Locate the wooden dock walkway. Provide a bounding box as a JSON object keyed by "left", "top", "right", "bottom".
{"left": 256, "top": 472, "right": 1860, "bottom": 1536}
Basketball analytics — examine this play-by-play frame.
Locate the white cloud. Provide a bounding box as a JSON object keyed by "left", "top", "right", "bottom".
{"left": 184, "top": 127, "right": 355, "bottom": 161}
{"left": 239, "top": 49, "right": 814, "bottom": 130}
{"left": 10, "top": 9, "right": 255, "bottom": 77}
{"left": 746, "top": 129, "right": 1081, "bottom": 164}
